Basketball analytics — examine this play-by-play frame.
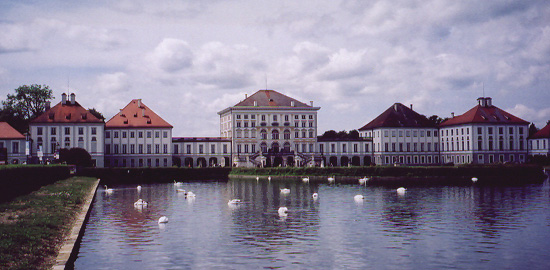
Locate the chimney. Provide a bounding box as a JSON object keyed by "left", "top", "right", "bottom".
{"left": 70, "top": 93, "right": 76, "bottom": 104}
{"left": 62, "top": 93, "right": 67, "bottom": 105}
{"left": 451, "top": 112, "right": 455, "bottom": 118}
{"left": 394, "top": 104, "right": 398, "bottom": 111}
{"left": 45, "top": 101, "right": 51, "bottom": 110}
{"left": 486, "top": 97, "right": 492, "bottom": 107}
{"left": 291, "top": 101, "right": 295, "bottom": 107}
{"left": 477, "top": 97, "right": 486, "bottom": 107}
{"left": 142, "top": 108, "right": 145, "bottom": 117}
{"left": 253, "top": 101, "right": 257, "bottom": 106}
{"left": 245, "top": 94, "right": 248, "bottom": 99}
{"left": 410, "top": 104, "right": 413, "bottom": 110}
{"left": 310, "top": 101, "right": 313, "bottom": 107}
{"left": 137, "top": 99, "right": 141, "bottom": 108}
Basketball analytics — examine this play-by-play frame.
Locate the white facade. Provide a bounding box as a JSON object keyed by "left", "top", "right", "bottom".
{"left": 317, "top": 139, "right": 373, "bottom": 166}
{"left": 172, "top": 137, "right": 231, "bottom": 167}
{"left": 104, "top": 128, "right": 172, "bottom": 167}
{"left": 29, "top": 93, "right": 105, "bottom": 167}
{"left": 529, "top": 138, "right": 549, "bottom": 157}
{"left": 440, "top": 124, "right": 527, "bottom": 164}
{"left": 362, "top": 127, "right": 440, "bottom": 165}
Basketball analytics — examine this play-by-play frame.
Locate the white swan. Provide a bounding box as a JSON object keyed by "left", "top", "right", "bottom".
{"left": 302, "top": 177, "right": 310, "bottom": 182}
{"left": 328, "top": 176, "right": 335, "bottom": 182}
{"left": 396, "top": 187, "right": 407, "bottom": 195}
{"left": 104, "top": 185, "right": 113, "bottom": 194}
{"left": 312, "top": 193, "right": 319, "bottom": 199}
{"left": 256, "top": 176, "right": 260, "bottom": 181}
{"left": 228, "top": 199, "right": 241, "bottom": 205}
{"left": 174, "top": 180, "right": 183, "bottom": 186}
{"left": 359, "top": 177, "right": 369, "bottom": 185}
{"left": 134, "top": 199, "right": 148, "bottom": 207}
{"left": 186, "top": 191, "right": 196, "bottom": 198}
{"left": 158, "top": 216, "right": 169, "bottom": 223}
{"left": 280, "top": 188, "right": 290, "bottom": 194}
{"left": 176, "top": 188, "right": 186, "bottom": 193}
{"left": 354, "top": 194, "right": 364, "bottom": 201}
{"left": 278, "top": 206, "right": 288, "bottom": 216}
{"left": 471, "top": 177, "right": 478, "bottom": 183}
{"left": 137, "top": 185, "right": 142, "bottom": 191}
{"left": 268, "top": 176, "right": 272, "bottom": 181}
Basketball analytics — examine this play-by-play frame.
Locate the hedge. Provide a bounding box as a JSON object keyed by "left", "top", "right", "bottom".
{"left": 0, "top": 165, "right": 71, "bottom": 203}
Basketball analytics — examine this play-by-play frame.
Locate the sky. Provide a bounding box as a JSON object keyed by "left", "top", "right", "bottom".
{"left": 1, "top": 0, "right": 550, "bottom": 137}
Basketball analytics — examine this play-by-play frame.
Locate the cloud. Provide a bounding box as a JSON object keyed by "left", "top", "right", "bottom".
{"left": 507, "top": 104, "right": 550, "bottom": 127}
{"left": 148, "top": 38, "right": 193, "bottom": 73}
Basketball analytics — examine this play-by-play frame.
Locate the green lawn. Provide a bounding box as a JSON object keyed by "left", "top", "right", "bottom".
{"left": 0, "top": 177, "right": 97, "bottom": 270}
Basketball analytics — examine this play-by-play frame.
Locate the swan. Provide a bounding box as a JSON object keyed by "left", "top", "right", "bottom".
{"left": 280, "top": 188, "right": 290, "bottom": 194}
{"left": 134, "top": 199, "right": 148, "bottom": 207}
{"left": 158, "top": 216, "right": 169, "bottom": 223}
{"left": 104, "top": 185, "right": 113, "bottom": 194}
{"left": 396, "top": 187, "right": 406, "bottom": 195}
{"left": 471, "top": 177, "right": 478, "bottom": 183}
{"left": 228, "top": 199, "right": 241, "bottom": 205}
{"left": 137, "top": 185, "right": 142, "bottom": 191}
{"left": 328, "top": 176, "right": 335, "bottom": 182}
{"left": 256, "top": 176, "right": 260, "bottom": 181}
{"left": 268, "top": 176, "right": 272, "bottom": 181}
{"left": 359, "top": 177, "right": 369, "bottom": 185}
{"left": 174, "top": 180, "right": 183, "bottom": 186}
{"left": 302, "top": 177, "right": 310, "bottom": 182}
{"left": 278, "top": 206, "right": 288, "bottom": 216}
{"left": 176, "top": 189, "right": 186, "bottom": 193}
{"left": 354, "top": 194, "right": 364, "bottom": 200}
{"left": 185, "top": 191, "right": 196, "bottom": 198}
{"left": 312, "top": 193, "right": 319, "bottom": 199}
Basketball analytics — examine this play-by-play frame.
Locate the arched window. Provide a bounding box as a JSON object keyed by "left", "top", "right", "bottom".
{"left": 260, "top": 129, "right": 267, "bottom": 140}
{"left": 283, "top": 129, "right": 290, "bottom": 140}
{"left": 272, "top": 129, "right": 279, "bottom": 140}
{"left": 283, "top": 142, "right": 291, "bottom": 152}
{"left": 260, "top": 142, "right": 267, "bottom": 152}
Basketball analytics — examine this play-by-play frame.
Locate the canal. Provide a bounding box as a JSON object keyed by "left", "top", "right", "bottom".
{"left": 73, "top": 176, "right": 550, "bottom": 269}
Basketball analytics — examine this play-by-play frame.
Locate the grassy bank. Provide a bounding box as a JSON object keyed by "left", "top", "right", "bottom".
{"left": 0, "top": 177, "right": 97, "bottom": 270}
{"left": 230, "top": 164, "right": 546, "bottom": 182}
{"left": 0, "top": 165, "right": 71, "bottom": 203}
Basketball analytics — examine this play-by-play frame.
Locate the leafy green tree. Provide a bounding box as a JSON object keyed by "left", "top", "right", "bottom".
{"left": 58, "top": 148, "right": 92, "bottom": 167}
{"left": 2, "top": 84, "right": 54, "bottom": 120}
{"left": 88, "top": 107, "right": 105, "bottom": 120}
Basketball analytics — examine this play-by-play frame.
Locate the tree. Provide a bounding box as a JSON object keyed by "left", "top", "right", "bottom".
{"left": 529, "top": 123, "right": 539, "bottom": 137}
{"left": 58, "top": 148, "right": 92, "bottom": 167}
{"left": 88, "top": 108, "right": 105, "bottom": 120}
{"left": 428, "top": 115, "right": 447, "bottom": 126}
{"left": 2, "top": 84, "right": 54, "bottom": 120}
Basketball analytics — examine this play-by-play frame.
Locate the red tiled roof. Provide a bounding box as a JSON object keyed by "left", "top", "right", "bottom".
{"left": 172, "top": 137, "right": 231, "bottom": 142}
{"left": 0, "top": 122, "right": 25, "bottom": 139}
{"left": 439, "top": 105, "right": 529, "bottom": 127}
{"left": 234, "top": 90, "right": 311, "bottom": 107}
{"left": 531, "top": 123, "right": 550, "bottom": 139}
{"left": 106, "top": 99, "right": 172, "bottom": 128}
{"left": 358, "top": 103, "right": 436, "bottom": 130}
{"left": 31, "top": 102, "right": 103, "bottom": 124}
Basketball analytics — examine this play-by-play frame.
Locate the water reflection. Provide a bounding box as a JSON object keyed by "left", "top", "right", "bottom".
{"left": 74, "top": 178, "right": 550, "bottom": 270}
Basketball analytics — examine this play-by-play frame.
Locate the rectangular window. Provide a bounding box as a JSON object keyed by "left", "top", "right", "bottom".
{"left": 211, "top": 145, "right": 215, "bottom": 154}
{"left": 343, "top": 144, "right": 347, "bottom": 153}
{"left": 12, "top": 142, "right": 19, "bottom": 154}
{"left": 51, "top": 127, "right": 56, "bottom": 135}
{"left": 164, "top": 144, "right": 168, "bottom": 154}
{"left": 122, "top": 144, "right": 127, "bottom": 154}
{"left": 155, "top": 144, "right": 160, "bottom": 154}
{"left": 199, "top": 145, "right": 204, "bottom": 154}
{"left": 406, "top": 130, "right": 411, "bottom": 137}
{"left": 114, "top": 131, "right": 119, "bottom": 138}
{"left": 320, "top": 144, "right": 324, "bottom": 153}
{"left": 114, "top": 144, "right": 119, "bottom": 154}
{"left": 223, "top": 144, "right": 228, "bottom": 154}
{"left": 139, "top": 132, "right": 143, "bottom": 138}
{"left": 331, "top": 144, "right": 335, "bottom": 153}
{"left": 147, "top": 132, "right": 152, "bottom": 138}
{"left": 174, "top": 144, "right": 179, "bottom": 154}
{"left": 106, "top": 131, "right": 111, "bottom": 138}
{"left": 65, "top": 127, "right": 70, "bottom": 135}
{"left": 122, "top": 131, "right": 127, "bottom": 138}
{"left": 139, "top": 144, "right": 143, "bottom": 154}
{"left": 147, "top": 144, "right": 152, "bottom": 154}
{"left": 155, "top": 132, "right": 160, "bottom": 138}
{"left": 37, "top": 127, "right": 43, "bottom": 135}
{"left": 78, "top": 127, "right": 84, "bottom": 135}
{"left": 92, "top": 127, "right": 97, "bottom": 135}
{"left": 354, "top": 144, "right": 358, "bottom": 153}
{"left": 130, "top": 144, "right": 135, "bottom": 154}
{"left": 187, "top": 145, "right": 191, "bottom": 154}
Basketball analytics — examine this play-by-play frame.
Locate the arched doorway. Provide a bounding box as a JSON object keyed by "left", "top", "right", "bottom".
{"left": 197, "top": 157, "right": 207, "bottom": 167}
{"left": 209, "top": 157, "right": 218, "bottom": 167}
{"left": 287, "top": 156, "right": 294, "bottom": 166}
{"left": 341, "top": 156, "right": 349, "bottom": 167}
{"left": 329, "top": 156, "right": 338, "bottom": 167}
{"left": 273, "top": 156, "right": 283, "bottom": 167}
{"left": 364, "top": 156, "right": 372, "bottom": 166}
{"left": 283, "top": 142, "right": 291, "bottom": 153}
{"left": 184, "top": 157, "right": 194, "bottom": 167}
{"left": 351, "top": 156, "right": 360, "bottom": 166}
{"left": 260, "top": 142, "right": 267, "bottom": 153}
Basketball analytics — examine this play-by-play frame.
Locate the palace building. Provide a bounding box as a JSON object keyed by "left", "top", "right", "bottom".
{"left": 0, "top": 122, "right": 26, "bottom": 164}
{"left": 29, "top": 93, "right": 104, "bottom": 166}
{"left": 104, "top": 99, "right": 173, "bottom": 168}
{"left": 439, "top": 97, "right": 529, "bottom": 164}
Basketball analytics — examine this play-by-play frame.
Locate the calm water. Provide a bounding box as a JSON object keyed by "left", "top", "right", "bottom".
{"left": 73, "top": 176, "right": 550, "bottom": 270}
